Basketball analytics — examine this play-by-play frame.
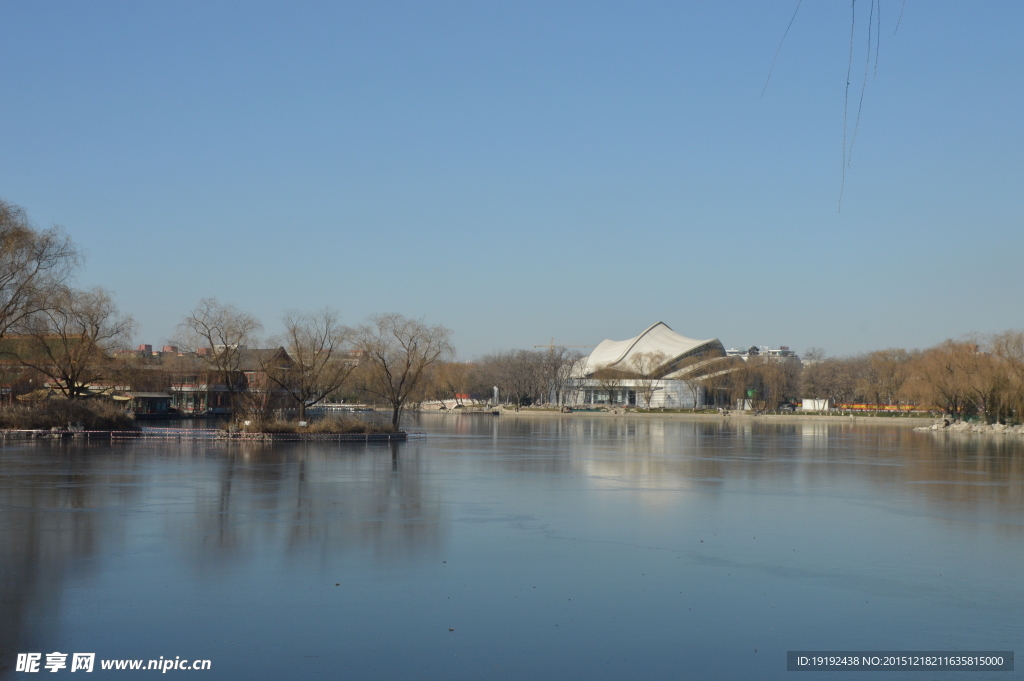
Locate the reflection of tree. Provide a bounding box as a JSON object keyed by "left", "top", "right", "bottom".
{"left": 0, "top": 444, "right": 141, "bottom": 674}
{"left": 184, "top": 442, "right": 442, "bottom": 566}
{"left": 4, "top": 420, "right": 1024, "bottom": 678}
{"left": 0, "top": 439, "right": 444, "bottom": 676}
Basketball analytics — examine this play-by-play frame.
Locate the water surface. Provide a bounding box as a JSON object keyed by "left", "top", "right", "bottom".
{"left": 2, "top": 415, "right": 1022, "bottom": 679}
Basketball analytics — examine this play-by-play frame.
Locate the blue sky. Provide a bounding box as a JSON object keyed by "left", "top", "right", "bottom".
{"left": 1, "top": 1, "right": 1020, "bottom": 358}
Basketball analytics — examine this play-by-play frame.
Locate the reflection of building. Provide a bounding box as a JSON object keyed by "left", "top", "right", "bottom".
{"left": 572, "top": 322, "right": 742, "bottom": 408}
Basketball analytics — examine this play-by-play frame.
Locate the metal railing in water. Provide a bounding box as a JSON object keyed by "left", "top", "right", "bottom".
{"left": 1, "top": 427, "right": 425, "bottom": 442}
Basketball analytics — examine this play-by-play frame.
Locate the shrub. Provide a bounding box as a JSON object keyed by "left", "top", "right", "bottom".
{"left": 236, "top": 415, "right": 396, "bottom": 434}
{"left": 0, "top": 399, "right": 139, "bottom": 431}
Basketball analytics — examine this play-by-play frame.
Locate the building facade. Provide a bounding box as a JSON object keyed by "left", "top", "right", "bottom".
{"left": 570, "top": 322, "right": 743, "bottom": 408}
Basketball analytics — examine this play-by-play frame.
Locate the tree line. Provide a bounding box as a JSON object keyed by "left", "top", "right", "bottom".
{"left": 427, "top": 338, "right": 1024, "bottom": 423}
{"left": 4, "top": 197, "right": 1023, "bottom": 426}
{"left": 799, "top": 336, "right": 1024, "bottom": 422}
{"left": 0, "top": 198, "right": 452, "bottom": 428}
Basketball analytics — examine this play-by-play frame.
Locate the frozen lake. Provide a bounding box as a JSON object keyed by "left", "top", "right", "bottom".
{"left": 2, "top": 415, "right": 1022, "bottom": 679}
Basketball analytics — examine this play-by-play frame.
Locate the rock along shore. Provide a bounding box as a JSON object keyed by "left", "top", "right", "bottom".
{"left": 914, "top": 419, "right": 1024, "bottom": 435}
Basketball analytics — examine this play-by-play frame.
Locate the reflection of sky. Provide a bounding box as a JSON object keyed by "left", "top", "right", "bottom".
{"left": 2, "top": 417, "right": 1023, "bottom": 680}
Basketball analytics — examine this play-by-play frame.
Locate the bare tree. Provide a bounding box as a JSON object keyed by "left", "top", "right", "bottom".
{"left": 591, "top": 365, "right": 624, "bottom": 407}
{"left": 173, "top": 299, "right": 262, "bottom": 419}
{"left": 800, "top": 356, "right": 859, "bottom": 407}
{"left": 754, "top": 355, "right": 802, "bottom": 410}
{"left": 551, "top": 350, "right": 587, "bottom": 406}
{"left": 12, "top": 286, "right": 135, "bottom": 399}
{"left": 498, "top": 350, "right": 548, "bottom": 406}
{"left": 353, "top": 314, "right": 453, "bottom": 428}
{"left": 263, "top": 308, "right": 354, "bottom": 422}
{"left": 864, "top": 348, "right": 913, "bottom": 411}
{"left": 429, "top": 361, "right": 472, "bottom": 405}
{"left": 992, "top": 331, "right": 1024, "bottom": 421}
{"left": 802, "top": 347, "right": 826, "bottom": 363}
{"left": 0, "top": 199, "right": 80, "bottom": 338}
{"left": 629, "top": 351, "right": 666, "bottom": 409}
{"left": 907, "top": 340, "right": 974, "bottom": 419}
{"left": 529, "top": 347, "right": 589, "bottom": 407}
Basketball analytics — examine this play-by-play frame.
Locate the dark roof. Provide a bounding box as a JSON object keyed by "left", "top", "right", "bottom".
{"left": 236, "top": 348, "right": 292, "bottom": 371}
{"left": 159, "top": 347, "right": 293, "bottom": 372}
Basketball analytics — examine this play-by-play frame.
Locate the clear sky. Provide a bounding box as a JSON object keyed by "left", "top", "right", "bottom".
{"left": 1, "top": 2, "right": 1020, "bottom": 358}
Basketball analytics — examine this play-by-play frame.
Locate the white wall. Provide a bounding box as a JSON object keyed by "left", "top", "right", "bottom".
{"left": 570, "top": 379, "right": 708, "bottom": 409}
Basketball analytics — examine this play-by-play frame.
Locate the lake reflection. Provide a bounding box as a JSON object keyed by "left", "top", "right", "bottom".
{"left": 2, "top": 415, "right": 1022, "bottom": 680}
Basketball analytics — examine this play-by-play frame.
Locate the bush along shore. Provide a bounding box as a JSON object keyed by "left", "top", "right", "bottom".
{"left": 0, "top": 400, "right": 139, "bottom": 432}
{"left": 915, "top": 419, "right": 1024, "bottom": 435}
{"left": 218, "top": 415, "right": 407, "bottom": 441}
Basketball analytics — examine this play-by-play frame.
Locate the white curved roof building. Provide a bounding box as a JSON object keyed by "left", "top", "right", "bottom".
{"left": 583, "top": 322, "right": 728, "bottom": 379}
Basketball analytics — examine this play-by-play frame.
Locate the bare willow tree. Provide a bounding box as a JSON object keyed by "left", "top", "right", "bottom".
{"left": 263, "top": 308, "right": 355, "bottom": 421}
{"left": 863, "top": 348, "right": 913, "bottom": 411}
{"left": 908, "top": 340, "right": 975, "bottom": 419}
{"left": 481, "top": 350, "right": 548, "bottom": 406}
{"left": 430, "top": 361, "right": 472, "bottom": 405}
{"left": 174, "top": 299, "right": 262, "bottom": 418}
{"left": 755, "top": 355, "right": 802, "bottom": 410}
{"left": 13, "top": 287, "right": 135, "bottom": 399}
{"left": 629, "top": 351, "right": 666, "bottom": 409}
{"left": 800, "top": 356, "right": 858, "bottom": 407}
{"left": 548, "top": 349, "right": 586, "bottom": 406}
{"left": 353, "top": 314, "right": 453, "bottom": 428}
{"left": 0, "top": 199, "right": 80, "bottom": 338}
{"left": 992, "top": 331, "right": 1024, "bottom": 421}
{"left": 591, "top": 365, "right": 623, "bottom": 407}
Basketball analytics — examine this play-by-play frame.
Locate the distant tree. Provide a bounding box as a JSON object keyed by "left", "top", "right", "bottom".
{"left": 591, "top": 364, "right": 624, "bottom": 407}
{"left": 907, "top": 340, "right": 975, "bottom": 419}
{"left": 474, "top": 350, "right": 548, "bottom": 406}
{"left": 629, "top": 351, "right": 666, "bottom": 409}
{"left": 173, "top": 298, "right": 262, "bottom": 419}
{"left": 763, "top": 355, "right": 802, "bottom": 409}
{"left": 859, "top": 348, "right": 913, "bottom": 411}
{"left": 698, "top": 372, "right": 725, "bottom": 409}
{"left": 353, "top": 314, "right": 452, "bottom": 428}
{"left": 263, "top": 308, "right": 355, "bottom": 421}
{"left": 949, "top": 336, "right": 1008, "bottom": 424}
{"left": 12, "top": 286, "right": 135, "bottom": 399}
{"left": 114, "top": 351, "right": 172, "bottom": 394}
{"left": 540, "top": 347, "right": 586, "bottom": 407}
{"left": 802, "top": 347, "right": 826, "bottom": 363}
{"left": 800, "top": 356, "right": 859, "bottom": 407}
{"left": 991, "top": 331, "right": 1024, "bottom": 421}
{"left": 430, "top": 361, "right": 472, "bottom": 405}
{"left": 0, "top": 199, "right": 79, "bottom": 338}
{"left": 555, "top": 351, "right": 588, "bottom": 406}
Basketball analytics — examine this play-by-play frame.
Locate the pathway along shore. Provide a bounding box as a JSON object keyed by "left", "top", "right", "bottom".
{"left": 414, "top": 407, "right": 931, "bottom": 427}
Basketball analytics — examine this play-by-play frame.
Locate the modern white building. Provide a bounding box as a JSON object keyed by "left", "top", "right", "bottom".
{"left": 571, "top": 322, "right": 741, "bottom": 408}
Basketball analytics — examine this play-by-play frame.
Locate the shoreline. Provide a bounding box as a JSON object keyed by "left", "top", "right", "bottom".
{"left": 413, "top": 409, "right": 931, "bottom": 427}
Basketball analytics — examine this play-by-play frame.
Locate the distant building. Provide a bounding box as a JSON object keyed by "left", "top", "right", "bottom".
{"left": 726, "top": 345, "right": 799, "bottom": 361}
{"left": 115, "top": 392, "right": 173, "bottom": 417}
{"left": 571, "top": 322, "right": 743, "bottom": 408}
{"left": 167, "top": 348, "right": 293, "bottom": 414}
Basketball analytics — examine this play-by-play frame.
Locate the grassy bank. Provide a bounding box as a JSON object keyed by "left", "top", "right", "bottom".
{"left": 235, "top": 415, "right": 397, "bottom": 434}
{"left": 0, "top": 400, "right": 139, "bottom": 431}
